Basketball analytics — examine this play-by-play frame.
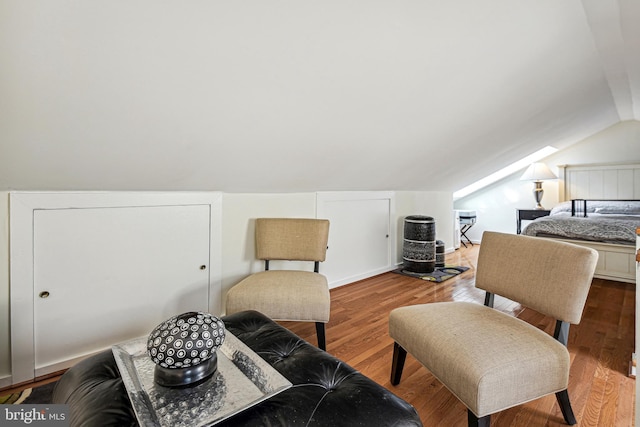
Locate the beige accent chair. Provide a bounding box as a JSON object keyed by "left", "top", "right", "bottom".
{"left": 226, "top": 218, "right": 331, "bottom": 350}
{"left": 389, "top": 231, "right": 598, "bottom": 427}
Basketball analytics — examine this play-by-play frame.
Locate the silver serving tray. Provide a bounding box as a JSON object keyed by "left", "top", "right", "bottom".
{"left": 112, "top": 332, "right": 292, "bottom": 427}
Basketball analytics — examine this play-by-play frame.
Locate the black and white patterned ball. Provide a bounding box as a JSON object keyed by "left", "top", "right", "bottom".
{"left": 147, "top": 311, "right": 225, "bottom": 369}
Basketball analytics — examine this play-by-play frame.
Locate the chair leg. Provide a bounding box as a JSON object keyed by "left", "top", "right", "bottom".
{"left": 390, "top": 342, "right": 407, "bottom": 385}
{"left": 556, "top": 389, "right": 577, "bottom": 425}
{"left": 315, "top": 322, "right": 326, "bottom": 351}
{"left": 467, "top": 410, "right": 490, "bottom": 427}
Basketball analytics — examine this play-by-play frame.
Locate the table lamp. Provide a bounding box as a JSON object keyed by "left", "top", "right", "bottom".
{"left": 520, "top": 162, "right": 557, "bottom": 210}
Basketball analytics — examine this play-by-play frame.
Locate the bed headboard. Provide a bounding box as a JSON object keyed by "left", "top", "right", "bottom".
{"left": 558, "top": 163, "right": 640, "bottom": 201}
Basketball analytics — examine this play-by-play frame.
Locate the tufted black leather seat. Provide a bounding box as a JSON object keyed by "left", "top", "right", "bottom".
{"left": 53, "top": 310, "right": 422, "bottom": 426}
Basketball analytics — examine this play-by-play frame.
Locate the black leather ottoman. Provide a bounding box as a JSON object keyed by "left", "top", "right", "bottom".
{"left": 52, "top": 310, "right": 422, "bottom": 426}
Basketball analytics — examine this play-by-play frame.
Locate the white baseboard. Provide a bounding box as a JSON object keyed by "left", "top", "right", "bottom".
{"left": 0, "top": 374, "right": 13, "bottom": 390}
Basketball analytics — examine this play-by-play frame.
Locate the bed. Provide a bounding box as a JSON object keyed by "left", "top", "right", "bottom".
{"left": 521, "top": 163, "right": 640, "bottom": 283}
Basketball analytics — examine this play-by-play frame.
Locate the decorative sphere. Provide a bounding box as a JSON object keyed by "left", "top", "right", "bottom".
{"left": 147, "top": 311, "right": 225, "bottom": 369}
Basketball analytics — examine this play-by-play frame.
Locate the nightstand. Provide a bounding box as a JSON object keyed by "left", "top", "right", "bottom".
{"left": 516, "top": 208, "right": 551, "bottom": 234}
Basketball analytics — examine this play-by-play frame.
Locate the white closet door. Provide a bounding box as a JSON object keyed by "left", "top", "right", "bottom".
{"left": 318, "top": 195, "right": 392, "bottom": 288}
{"left": 33, "top": 205, "right": 211, "bottom": 374}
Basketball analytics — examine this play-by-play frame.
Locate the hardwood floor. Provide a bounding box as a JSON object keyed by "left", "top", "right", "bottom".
{"left": 2, "top": 245, "right": 634, "bottom": 426}
{"left": 282, "top": 245, "right": 636, "bottom": 426}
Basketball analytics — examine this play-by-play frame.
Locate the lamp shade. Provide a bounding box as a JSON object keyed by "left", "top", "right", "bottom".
{"left": 520, "top": 163, "right": 557, "bottom": 181}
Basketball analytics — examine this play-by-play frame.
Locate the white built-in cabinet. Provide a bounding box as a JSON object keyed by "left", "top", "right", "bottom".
{"left": 316, "top": 192, "right": 395, "bottom": 288}
{"left": 10, "top": 192, "right": 222, "bottom": 384}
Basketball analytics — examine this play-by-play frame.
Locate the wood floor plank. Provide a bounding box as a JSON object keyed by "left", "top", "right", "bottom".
{"left": 282, "top": 244, "right": 636, "bottom": 426}
{"left": 616, "top": 374, "right": 636, "bottom": 427}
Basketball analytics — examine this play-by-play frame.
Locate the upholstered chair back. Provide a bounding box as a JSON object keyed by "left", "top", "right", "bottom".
{"left": 476, "top": 231, "right": 598, "bottom": 324}
{"left": 255, "top": 218, "right": 330, "bottom": 263}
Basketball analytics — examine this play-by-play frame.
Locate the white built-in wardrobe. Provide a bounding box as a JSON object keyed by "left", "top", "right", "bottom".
{"left": 9, "top": 192, "right": 222, "bottom": 384}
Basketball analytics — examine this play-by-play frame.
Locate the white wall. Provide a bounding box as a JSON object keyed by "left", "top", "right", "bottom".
{"left": 454, "top": 120, "right": 640, "bottom": 242}
{"left": 0, "top": 193, "right": 9, "bottom": 388}
{"left": 0, "top": 189, "right": 453, "bottom": 386}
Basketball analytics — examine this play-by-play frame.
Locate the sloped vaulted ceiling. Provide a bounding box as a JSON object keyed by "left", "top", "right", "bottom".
{"left": 0, "top": 0, "right": 638, "bottom": 192}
